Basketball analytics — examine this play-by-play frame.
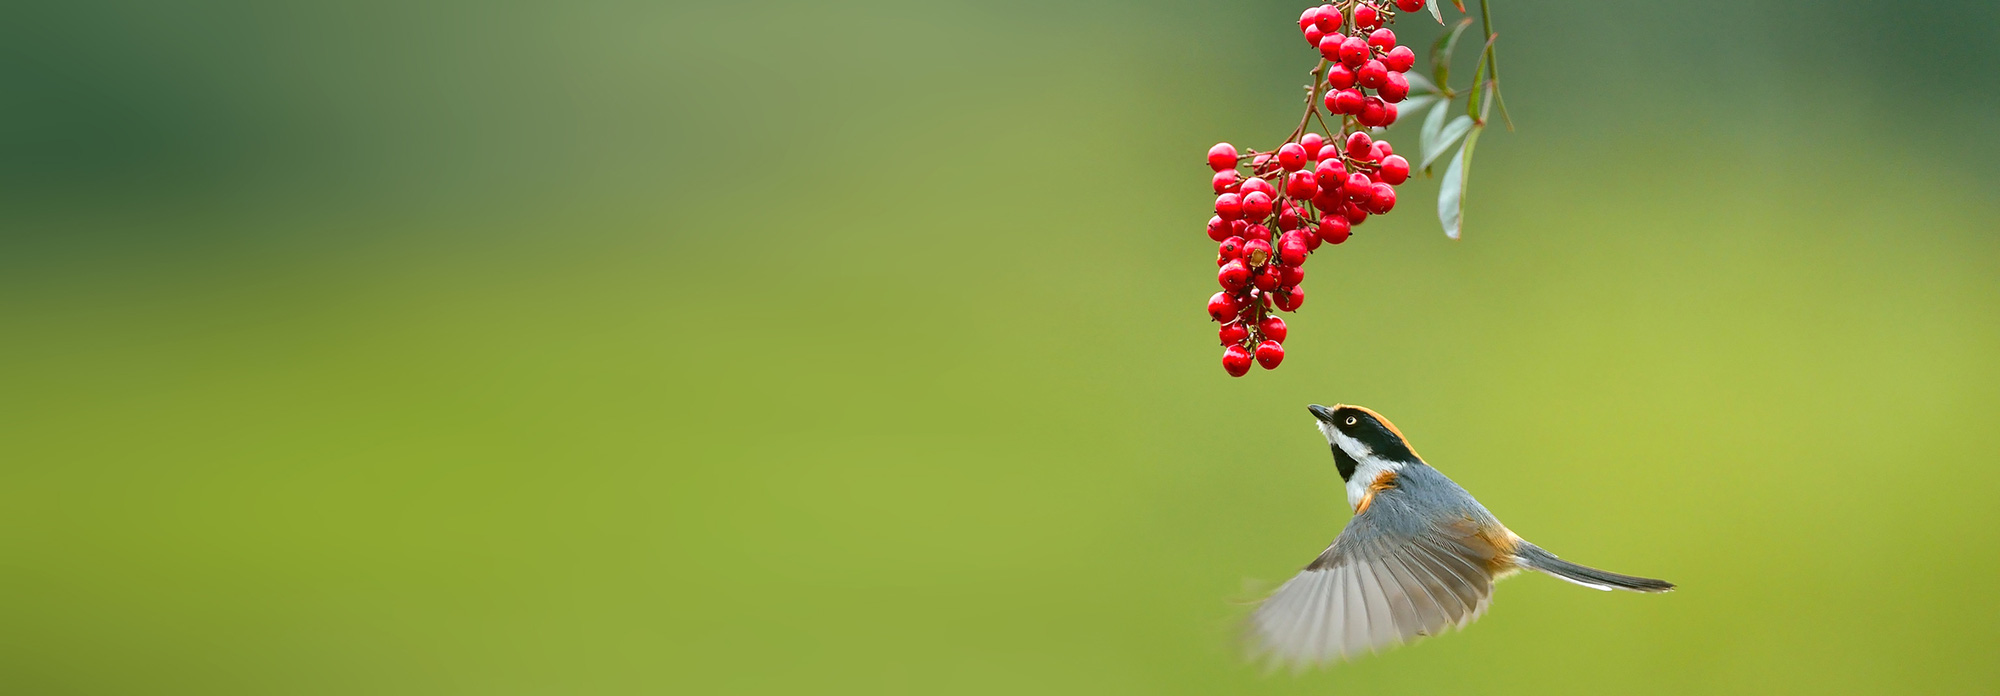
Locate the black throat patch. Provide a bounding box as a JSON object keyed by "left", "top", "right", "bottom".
{"left": 1330, "top": 443, "right": 1359, "bottom": 481}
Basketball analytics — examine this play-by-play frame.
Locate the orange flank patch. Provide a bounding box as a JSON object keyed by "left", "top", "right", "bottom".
{"left": 1353, "top": 470, "right": 1399, "bottom": 514}
{"left": 1476, "top": 526, "right": 1523, "bottom": 574}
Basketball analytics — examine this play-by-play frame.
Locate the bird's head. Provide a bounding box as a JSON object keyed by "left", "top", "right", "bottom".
{"left": 1308, "top": 404, "right": 1421, "bottom": 481}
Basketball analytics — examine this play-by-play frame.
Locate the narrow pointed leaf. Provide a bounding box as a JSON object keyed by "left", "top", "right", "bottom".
{"left": 1420, "top": 96, "right": 1452, "bottom": 161}
{"left": 1403, "top": 70, "right": 1438, "bottom": 96}
{"left": 1437, "top": 144, "right": 1466, "bottom": 239}
{"left": 1467, "top": 33, "right": 1497, "bottom": 119}
{"left": 1429, "top": 19, "right": 1472, "bottom": 92}
{"left": 1438, "top": 126, "right": 1482, "bottom": 239}
{"left": 1395, "top": 96, "right": 1437, "bottom": 128}
{"left": 1423, "top": 115, "right": 1474, "bottom": 170}
{"left": 1426, "top": 0, "right": 1443, "bottom": 24}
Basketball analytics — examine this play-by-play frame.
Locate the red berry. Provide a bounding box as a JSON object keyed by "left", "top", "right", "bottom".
{"left": 1314, "top": 4, "right": 1342, "bottom": 31}
{"left": 1357, "top": 97, "right": 1388, "bottom": 127}
{"left": 1279, "top": 239, "right": 1308, "bottom": 267}
{"left": 1298, "top": 7, "right": 1322, "bottom": 33}
{"left": 1344, "top": 172, "right": 1373, "bottom": 199}
{"left": 1215, "top": 192, "right": 1243, "bottom": 220}
{"left": 1368, "top": 182, "right": 1397, "bottom": 213}
{"left": 1317, "top": 35, "right": 1343, "bottom": 61}
{"left": 1220, "top": 322, "right": 1249, "bottom": 345}
{"left": 1207, "top": 216, "right": 1232, "bottom": 241}
{"left": 1274, "top": 286, "right": 1305, "bottom": 311}
{"left": 1326, "top": 63, "right": 1355, "bottom": 90}
{"left": 1208, "top": 292, "right": 1238, "bottom": 322}
{"left": 1382, "top": 103, "right": 1399, "bottom": 126}
{"left": 1304, "top": 25, "right": 1324, "bottom": 47}
{"left": 1241, "top": 190, "right": 1273, "bottom": 220}
{"left": 1315, "top": 144, "right": 1340, "bottom": 163}
{"left": 1395, "top": 0, "right": 1424, "bottom": 11}
{"left": 1255, "top": 340, "right": 1285, "bottom": 369}
{"left": 1312, "top": 189, "right": 1344, "bottom": 214}
{"left": 1285, "top": 170, "right": 1318, "bottom": 199}
{"left": 1345, "top": 131, "right": 1373, "bottom": 158}
{"left": 1315, "top": 157, "right": 1347, "bottom": 182}
{"left": 1331, "top": 89, "right": 1366, "bottom": 114}
{"left": 1339, "top": 37, "right": 1370, "bottom": 67}
{"left": 1240, "top": 177, "right": 1275, "bottom": 198}
{"left": 1380, "top": 155, "right": 1410, "bottom": 184}
{"left": 1358, "top": 60, "right": 1388, "bottom": 89}
{"left": 1277, "top": 205, "right": 1303, "bottom": 231}
{"left": 1353, "top": 4, "right": 1380, "bottom": 29}
{"left": 1223, "top": 344, "right": 1254, "bottom": 377}
{"left": 1244, "top": 224, "right": 1272, "bottom": 241}
{"left": 1368, "top": 29, "right": 1397, "bottom": 52}
{"left": 1281, "top": 261, "right": 1307, "bottom": 284}
{"left": 1207, "top": 143, "right": 1237, "bottom": 171}
{"left": 1211, "top": 169, "right": 1240, "bottom": 194}
{"left": 1218, "top": 236, "right": 1244, "bottom": 259}
{"left": 1318, "top": 214, "right": 1352, "bottom": 244}
{"left": 1253, "top": 265, "right": 1281, "bottom": 291}
{"left": 1242, "top": 238, "right": 1273, "bottom": 266}
{"left": 1300, "top": 229, "right": 1321, "bottom": 252}
{"left": 1260, "top": 316, "right": 1289, "bottom": 343}
{"left": 1344, "top": 205, "right": 1369, "bottom": 225}
{"left": 1379, "top": 71, "right": 1410, "bottom": 102}
{"left": 1370, "top": 140, "right": 1394, "bottom": 160}
{"left": 1219, "top": 259, "right": 1251, "bottom": 291}
{"left": 1299, "top": 133, "right": 1327, "bottom": 158}
{"left": 1384, "top": 46, "right": 1416, "bottom": 73}
{"left": 1277, "top": 143, "right": 1308, "bottom": 171}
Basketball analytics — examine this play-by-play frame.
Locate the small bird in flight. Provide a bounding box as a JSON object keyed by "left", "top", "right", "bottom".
{"left": 1250, "top": 404, "right": 1674, "bottom": 665}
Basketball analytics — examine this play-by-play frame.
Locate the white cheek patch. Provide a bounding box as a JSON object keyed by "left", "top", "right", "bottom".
{"left": 1324, "top": 427, "right": 1372, "bottom": 459}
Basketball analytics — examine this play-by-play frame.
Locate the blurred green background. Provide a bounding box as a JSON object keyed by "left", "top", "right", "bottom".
{"left": 3, "top": 0, "right": 1998, "bottom": 693}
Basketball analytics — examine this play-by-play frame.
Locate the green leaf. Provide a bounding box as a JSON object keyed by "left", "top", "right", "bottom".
{"left": 1395, "top": 95, "right": 1437, "bottom": 128}
{"left": 1467, "top": 33, "right": 1496, "bottom": 119}
{"left": 1429, "top": 19, "right": 1472, "bottom": 93}
{"left": 1419, "top": 98, "right": 1452, "bottom": 174}
{"left": 1426, "top": 0, "right": 1443, "bottom": 24}
{"left": 1403, "top": 70, "right": 1438, "bottom": 96}
{"left": 1422, "top": 114, "right": 1473, "bottom": 171}
{"left": 1437, "top": 126, "right": 1482, "bottom": 239}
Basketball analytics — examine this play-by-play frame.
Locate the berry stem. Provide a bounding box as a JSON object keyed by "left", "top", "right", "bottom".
{"left": 1476, "top": 0, "right": 1513, "bottom": 130}
{"left": 1291, "top": 60, "right": 1332, "bottom": 144}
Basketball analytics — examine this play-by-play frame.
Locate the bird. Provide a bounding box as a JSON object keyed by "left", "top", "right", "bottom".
{"left": 1249, "top": 403, "right": 1673, "bottom": 666}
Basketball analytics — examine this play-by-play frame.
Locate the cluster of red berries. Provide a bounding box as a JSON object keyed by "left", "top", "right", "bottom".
{"left": 1303, "top": 1, "right": 1422, "bottom": 128}
{"left": 1203, "top": 1, "right": 1419, "bottom": 377}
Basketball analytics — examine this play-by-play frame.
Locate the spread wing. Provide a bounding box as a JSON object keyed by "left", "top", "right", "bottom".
{"left": 1248, "top": 493, "right": 1509, "bottom": 666}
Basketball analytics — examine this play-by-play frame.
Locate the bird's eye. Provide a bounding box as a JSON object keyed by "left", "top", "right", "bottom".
{"left": 1344, "top": 416, "right": 1357, "bottom": 426}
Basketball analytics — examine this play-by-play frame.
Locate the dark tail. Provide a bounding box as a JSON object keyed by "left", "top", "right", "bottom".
{"left": 1515, "top": 543, "right": 1675, "bottom": 593}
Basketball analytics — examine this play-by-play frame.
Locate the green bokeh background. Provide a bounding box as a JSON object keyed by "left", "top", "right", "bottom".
{"left": 4, "top": 1, "right": 1998, "bottom": 693}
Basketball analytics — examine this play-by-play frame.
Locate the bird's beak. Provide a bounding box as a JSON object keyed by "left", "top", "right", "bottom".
{"left": 1308, "top": 404, "right": 1336, "bottom": 422}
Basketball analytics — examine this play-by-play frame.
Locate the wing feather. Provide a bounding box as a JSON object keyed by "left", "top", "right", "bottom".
{"left": 1249, "top": 488, "right": 1506, "bottom": 666}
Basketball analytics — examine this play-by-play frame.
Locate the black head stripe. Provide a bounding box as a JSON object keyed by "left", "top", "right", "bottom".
{"left": 1332, "top": 405, "right": 1421, "bottom": 464}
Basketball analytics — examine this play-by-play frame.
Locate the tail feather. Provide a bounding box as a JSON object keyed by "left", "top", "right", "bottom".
{"left": 1515, "top": 543, "right": 1674, "bottom": 593}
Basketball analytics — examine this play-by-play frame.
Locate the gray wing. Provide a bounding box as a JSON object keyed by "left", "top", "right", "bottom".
{"left": 1248, "top": 491, "right": 1507, "bottom": 666}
